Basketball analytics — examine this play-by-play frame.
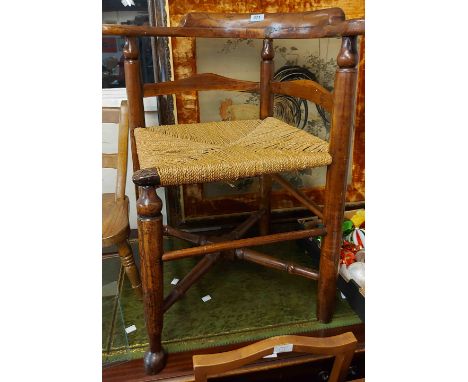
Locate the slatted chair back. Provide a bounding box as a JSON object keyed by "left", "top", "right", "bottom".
{"left": 102, "top": 100, "right": 129, "bottom": 201}
{"left": 192, "top": 332, "right": 358, "bottom": 382}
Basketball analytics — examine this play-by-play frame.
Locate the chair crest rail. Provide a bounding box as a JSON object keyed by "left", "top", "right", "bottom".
{"left": 180, "top": 8, "right": 345, "bottom": 28}
{"left": 102, "top": 11, "right": 364, "bottom": 39}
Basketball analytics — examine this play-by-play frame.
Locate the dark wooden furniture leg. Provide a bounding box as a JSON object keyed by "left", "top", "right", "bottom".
{"left": 259, "top": 174, "right": 272, "bottom": 235}
{"left": 259, "top": 38, "right": 274, "bottom": 235}
{"left": 117, "top": 240, "right": 142, "bottom": 297}
{"left": 136, "top": 183, "right": 167, "bottom": 374}
{"left": 317, "top": 36, "right": 359, "bottom": 323}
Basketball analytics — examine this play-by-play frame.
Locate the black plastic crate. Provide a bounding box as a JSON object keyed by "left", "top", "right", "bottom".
{"left": 337, "top": 274, "right": 365, "bottom": 321}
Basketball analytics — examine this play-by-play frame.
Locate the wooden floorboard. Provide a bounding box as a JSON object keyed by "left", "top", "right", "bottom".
{"left": 103, "top": 323, "right": 364, "bottom": 382}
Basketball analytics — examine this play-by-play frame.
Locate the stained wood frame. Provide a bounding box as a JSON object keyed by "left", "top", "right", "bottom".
{"left": 103, "top": 8, "right": 364, "bottom": 375}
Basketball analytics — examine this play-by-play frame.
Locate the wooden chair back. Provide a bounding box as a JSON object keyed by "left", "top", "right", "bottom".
{"left": 102, "top": 9, "right": 364, "bottom": 174}
{"left": 102, "top": 101, "right": 129, "bottom": 201}
{"left": 192, "top": 332, "right": 358, "bottom": 382}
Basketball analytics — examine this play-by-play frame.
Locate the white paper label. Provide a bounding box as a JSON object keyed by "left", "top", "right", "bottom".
{"left": 250, "top": 14, "right": 264, "bottom": 22}
{"left": 125, "top": 325, "right": 137, "bottom": 334}
{"left": 171, "top": 278, "right": 179, "bottom": 285}
{"left": 201, "top": 295, "right": 212, "bottom": 302}
{"left": 274, "top": 344, "right": 293, "bottom": 354}
{"left": 263, "top": 353, "right": 277, "bottom": 358}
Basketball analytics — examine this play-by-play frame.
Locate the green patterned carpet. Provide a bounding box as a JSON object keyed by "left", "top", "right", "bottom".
{"left": 102, "top": 236, "right": 361, "bottom": 364}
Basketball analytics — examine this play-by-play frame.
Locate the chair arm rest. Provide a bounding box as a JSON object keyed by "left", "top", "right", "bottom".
{"left": 132, "top": 168, "right": 161, "bottom": 187}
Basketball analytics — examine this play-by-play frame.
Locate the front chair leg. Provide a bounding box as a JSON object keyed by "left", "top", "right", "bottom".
{"left": 136, "top": 184, "right": 166, "bottom": 374}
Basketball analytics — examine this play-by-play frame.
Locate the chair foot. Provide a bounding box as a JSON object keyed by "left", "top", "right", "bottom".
{"left": 317, "top": 310, "right": 333, "bottom": 324}
{"left": 144, "top": 349, "right": 166, "bottom": 375}
{"left": 317, "top": 300, "right": 335, "bottom": 324}
{"left": 317, "top": 251, "right": 338, "bottom": 324}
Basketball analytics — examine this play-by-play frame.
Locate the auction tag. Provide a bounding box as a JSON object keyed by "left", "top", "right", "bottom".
{"left": 274, "top": 344, "right": 293, "bottom": 354}
{"left": 171, "top": 278, "right": 179, "bottom": 285}
{"left": 125, "top": 325, "right": 137, "bottom": 334}
{"left": 263, "top": 353, "right": 277, "bottom": 358}
{"left": 201, "top": 295, "right": 212, "bottom": 302}
{"left": 250, "top": 14, "right": 264, "bottom": 22}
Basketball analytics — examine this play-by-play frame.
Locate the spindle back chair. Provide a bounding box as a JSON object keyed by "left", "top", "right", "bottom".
{"left": 102, "top": 7, "right": 364, "bottom": 375}
{"left": 102, "top": 101, "right": 142, "bottom": 296}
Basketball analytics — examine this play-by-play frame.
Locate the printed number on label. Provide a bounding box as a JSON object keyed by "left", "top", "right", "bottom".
{"left": 250, "top": 14, "right": 264, "bottom": 22}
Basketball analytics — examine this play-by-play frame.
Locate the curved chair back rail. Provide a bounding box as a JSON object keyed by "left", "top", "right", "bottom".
{"left": 143, "top": 76, "right": 332, "bottom": 112}
{"left": 143, "top": 73, "right": 260, "bottom": 97}
{"left": 193, "top": 332, "right": 358, "bottom": 382}
{"left": 271, "top": 79, "right": 334, "bottom": 112}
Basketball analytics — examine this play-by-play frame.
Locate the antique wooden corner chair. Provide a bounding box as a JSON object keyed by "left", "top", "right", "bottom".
{"left": 193, "top": 332, "right": 358, "bottom": 382}
{"left": 102, "top": 101, "right": 142, "bottom": 297}
{"left": 103, "top": 7, "right": 364, "bottom": 375}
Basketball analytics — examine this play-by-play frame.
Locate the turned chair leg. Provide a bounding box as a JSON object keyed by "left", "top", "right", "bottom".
{"left": 317, "top": 36, "right": 359, "bottom": 323}
{"left": 117, "top": 240, "right": 142, "bottom": 298}
{"left": 136, "top": 185, "right": 167, "bottom": 374}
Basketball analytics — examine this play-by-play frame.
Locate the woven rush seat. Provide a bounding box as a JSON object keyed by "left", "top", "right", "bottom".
{"left": 135, "top": 117, "right": 332, "bottom": 186}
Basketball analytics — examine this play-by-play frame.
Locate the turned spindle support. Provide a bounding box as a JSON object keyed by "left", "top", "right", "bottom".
{"left": 317, "top": 36, "right": 359, "bottom": 323}
{"left": 259, "top": 38, "right": 274, "bottom": 235}
{"left": 116, "top": 240, "right": 142, "bottom": 298}
{"left": 134, "top": 168, "right": 166, "bottom": 374}
{"left": 124, "top": 37, "right": 146, "bottom": 199}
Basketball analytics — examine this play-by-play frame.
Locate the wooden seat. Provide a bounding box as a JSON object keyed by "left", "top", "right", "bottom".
{"left": 102, "top": 194, "right": 130, "bottom": 247}
{"left": 103, "top": 7, "right": 365, "bottom": 375}
{"left": 102, "top": 102, "right": 141, "bottom": 297}
{"left": 193, "top": 332, "right": 358, "bottom": 382}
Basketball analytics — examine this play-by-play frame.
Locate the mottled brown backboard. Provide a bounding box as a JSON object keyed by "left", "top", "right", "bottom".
{"left": 164, "top": 0, "right": 364, "bottom": 223}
